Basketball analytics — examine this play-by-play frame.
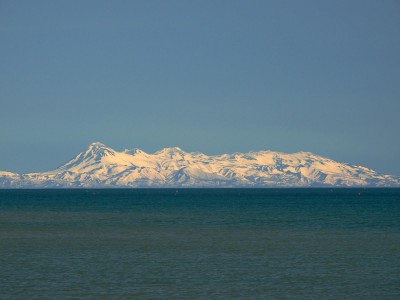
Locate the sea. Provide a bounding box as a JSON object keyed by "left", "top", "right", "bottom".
{"left": 0, "top": 188, "right": 399, "bottom": 299}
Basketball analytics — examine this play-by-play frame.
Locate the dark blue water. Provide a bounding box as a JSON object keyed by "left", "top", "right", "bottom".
{"left": 1, "top": 189, "right": 399, "bottom": 299}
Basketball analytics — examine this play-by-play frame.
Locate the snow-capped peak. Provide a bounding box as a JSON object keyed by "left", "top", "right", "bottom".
{"left": 1, "top": 142, "right": 399, "bottom": 188}
{"left": 155, "top": 147, "right": 187, "bottom": 157}
{"left": 83, "top": 142, "right": 116, "bottom": 160}
{"left": 88, "top": 141, "right": 107, "bottom": 149}
{"left": 124, "top": 148, "right": 147, "bottom": 155}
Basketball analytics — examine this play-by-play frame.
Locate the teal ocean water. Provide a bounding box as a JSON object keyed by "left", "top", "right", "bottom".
{"left": 0, "top": 189, "right": 399, "bottom": 299}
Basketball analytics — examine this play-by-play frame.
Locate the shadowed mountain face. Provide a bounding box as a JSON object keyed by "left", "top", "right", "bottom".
{"left": 1, "top": 142, "right": 399, "bottom": 188}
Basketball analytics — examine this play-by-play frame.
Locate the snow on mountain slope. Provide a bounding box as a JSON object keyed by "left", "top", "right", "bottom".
{"left": 0, "top": 171, "right": 23, "bottom": 188}
{"left": 1, "top": 142, "right": 399, "bottom": 188}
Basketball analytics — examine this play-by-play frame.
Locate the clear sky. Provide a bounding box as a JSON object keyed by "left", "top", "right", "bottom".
{"left": 1, "top": 0, "right": 399, "bottom": 175}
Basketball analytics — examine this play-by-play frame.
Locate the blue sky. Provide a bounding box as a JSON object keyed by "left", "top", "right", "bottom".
{"left": 1, "top": 0, "right": 399, "bottom": 175}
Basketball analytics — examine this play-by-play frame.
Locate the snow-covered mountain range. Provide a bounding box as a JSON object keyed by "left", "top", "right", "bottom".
{"left": 1, "top": 142, "right": 399, "bottom": 188}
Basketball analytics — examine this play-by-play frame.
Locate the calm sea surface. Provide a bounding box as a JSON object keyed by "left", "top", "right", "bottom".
{"left": 0, "top": 189, "right": 399, "bottom": 299}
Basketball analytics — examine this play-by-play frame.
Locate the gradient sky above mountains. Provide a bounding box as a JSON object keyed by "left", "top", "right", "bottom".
{"left": 1, "top": 0, "right": 399, "bottom": 175}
